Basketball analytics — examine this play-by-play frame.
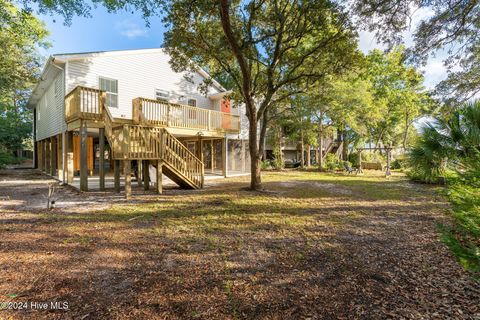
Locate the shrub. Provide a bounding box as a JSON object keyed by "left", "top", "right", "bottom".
{"left": 0, "top": 146, "right": 15, "bottom": 168}
{"left": 391, "top": 156, "right": 406, "bottom": 170}
{"left": 347, "top": 152, "right": 359, "bottom": 168}
{"left": 325, "top": 153, "right": 340, "bottom": 171}
{"left": 261, "top": 160, "right": 272, "bottom": 170}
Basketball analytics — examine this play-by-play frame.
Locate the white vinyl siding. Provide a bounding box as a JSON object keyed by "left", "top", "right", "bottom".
{"left": 35, "top": 71, "right": 66, "bottom": 141}
{"left": 65, "top": 49, "right": 221, "bottom": 119}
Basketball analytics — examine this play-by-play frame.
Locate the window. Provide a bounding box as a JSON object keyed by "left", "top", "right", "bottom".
{"left": 155, "top": 89, "right": 170, "bottom": 101}
{"left": 186, "top": 98, "right": 197, "bottom": 120}
{"left": 99, "top": 77, "right": 118, "bottom": 108}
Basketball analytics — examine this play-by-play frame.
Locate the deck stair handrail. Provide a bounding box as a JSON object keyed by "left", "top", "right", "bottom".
{"left": 120, "top": 125, "right": 204, "bottom": 188}
{"left": 65, "top": 86, "right": 204, "bottom": 189}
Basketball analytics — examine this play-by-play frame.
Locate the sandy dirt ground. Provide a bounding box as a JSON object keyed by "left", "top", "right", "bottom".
{"left": 0, "top": 168, "right": 479, "bottom": 319}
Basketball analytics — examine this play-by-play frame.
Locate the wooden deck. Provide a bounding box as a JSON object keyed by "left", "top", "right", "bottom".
{"left": 56, "top": 86, "right": 245, "bottom": 197}
{"left": 65, "top": 86, "right": 241, "bottom": 134}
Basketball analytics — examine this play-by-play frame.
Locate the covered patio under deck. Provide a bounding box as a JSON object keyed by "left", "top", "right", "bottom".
{"left": 61, "top": 126, "right": 250, "bottom": 193}
{"left": 69, "top": 170, "right": 250, "bottom": 192}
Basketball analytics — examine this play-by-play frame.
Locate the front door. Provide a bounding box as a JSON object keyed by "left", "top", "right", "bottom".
{"left": 221, "top": 99, "right": 231, "bottom": 129}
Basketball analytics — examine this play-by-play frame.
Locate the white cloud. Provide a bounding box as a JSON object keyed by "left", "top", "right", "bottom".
{"left": 420, "top": 58, "right": 448, "bottom": 89}
{"left": 115, "top": 20, "right": 148, "bottom": 39}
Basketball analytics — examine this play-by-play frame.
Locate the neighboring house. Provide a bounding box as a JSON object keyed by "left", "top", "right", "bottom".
{"left": 264, "top": 134, "right": 342, "bottom": 166}
{"left": 28, "top": 48, "right": 250, "bottom": 196}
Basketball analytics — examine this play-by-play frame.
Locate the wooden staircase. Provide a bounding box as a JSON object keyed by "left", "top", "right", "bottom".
{"left": 322, "top": 140, "right": 343, "bottom": 161}
{"left": 102, "top": 100, "right": 204, "bottom": 189}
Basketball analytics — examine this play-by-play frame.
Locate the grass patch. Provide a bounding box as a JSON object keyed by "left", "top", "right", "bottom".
{"left": 441, "top": 181, "right": 480, "bottom": 277}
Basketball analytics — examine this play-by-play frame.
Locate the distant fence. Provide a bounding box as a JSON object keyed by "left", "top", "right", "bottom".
{"left": 361, "top": 162, "right": 383, "bottom": 170}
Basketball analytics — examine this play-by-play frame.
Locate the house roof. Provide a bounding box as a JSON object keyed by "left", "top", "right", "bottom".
{"left": 27, "top": 47, "right": 227, "bottom": 108}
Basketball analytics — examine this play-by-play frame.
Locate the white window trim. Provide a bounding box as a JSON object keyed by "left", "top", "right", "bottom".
{"left": 187, "top": 98, "right": 197, "bottom": 107}
{"left": 155, "top": 88, "right": 170, "bottom": 101}
{"left": 99, "top": 76, "right": 118, "bottom": 108}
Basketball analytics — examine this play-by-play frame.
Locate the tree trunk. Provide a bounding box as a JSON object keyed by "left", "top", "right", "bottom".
{"left": 342, "top": 130, "right": 348, "bottom": 161}
{"left": 248, "top": 111, "right": 262, "bottom": 190}
{"left": 276, "top": 125, "right": 284, "bottom": 169}
{"left": 403, "top": 116, "right": 410, "bottom": 150}
{"left": 300, "top": 130, "right": 305, "bottom": 168}
{"left": 318, "top": 122, "right": 324, "bottom": 169}
{"left": 306, "top": 144, "right": 311, "bottom": 167}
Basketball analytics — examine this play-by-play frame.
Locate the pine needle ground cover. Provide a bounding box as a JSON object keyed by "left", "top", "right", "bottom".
{"left": 0, "top": 169, "right": 478, "bottom": 319}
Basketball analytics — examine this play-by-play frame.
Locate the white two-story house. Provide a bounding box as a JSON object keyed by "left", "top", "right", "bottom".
{"left": 28, "top": 48, "right": 250, "bottom": 196}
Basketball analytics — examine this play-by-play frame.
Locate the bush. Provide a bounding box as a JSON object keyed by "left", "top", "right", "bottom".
{"left": 391, "top": 156, "right": 406, "bottom": 170}
{"left": 441, "top": 179, "right": 480, "bottom": 277}
{"left": 325, "top": 153, "right": 340, "bottom": 171}
{"left": 0, "top": 146, "right": 15, "bottom": 168}
{"left": 270, "top": 157, "right": 283, "bottom": 170}
{"left": 261, "top": 160, "right": 272, "bottom": 170}
{"left": 362, "top": 151, "right": 386, "bottom": 163}
{"left": 347, "top": 152, "right": 359, "bottom": 168}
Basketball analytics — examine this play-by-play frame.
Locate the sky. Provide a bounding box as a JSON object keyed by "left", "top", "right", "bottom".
{"left": 37, "top": 6, "right": 449, "bottom": 91}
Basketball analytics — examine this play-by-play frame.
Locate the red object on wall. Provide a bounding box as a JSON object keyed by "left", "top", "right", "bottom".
{"left": 221, "top": 99, "right": 231, "bottom": 129}
{"left": 221, "top": 99, "right": 231, "bottom": 113}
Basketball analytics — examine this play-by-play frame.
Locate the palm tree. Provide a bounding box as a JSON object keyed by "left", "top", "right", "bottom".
{"left": 409, "top": 100, "right": 480, "bottom": 182}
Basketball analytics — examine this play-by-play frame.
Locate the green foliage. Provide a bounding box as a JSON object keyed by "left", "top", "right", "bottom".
{"left": 325, "top": 153, "right": 340, "bottom": 171}
{"left": 0, "top": 0, "right": 48, "bottom": 157}
{"left": 0, "top": 0, "right": 49, "bottom": 97}
{"left": 407, "top": 100, "right": 480, "bottom": 183}
{"left": 160, "top": 0, "right": 360, "bottom": 187}
{"left": 261, "top": 160, "right": 271, "bottom": 170}
{"left": 347, "top": 152, "right": 359, "bottom": 168}
{"left": 361, "top": 151, "right": 385, "bottom": 163}
{"left": 0, "top": 105, "right": 32, "bottom": 152}
{"left": 353, "top": 0, "right": 480, "bottom": 106}
{"left": 391, "top": 157, "right": 405, "bottom": 170}
{"left": 0, "top": 145, "right": 13, "bottom": 168}
{"left": 441, "top": 180, "right": 480, "bottom": 277}
{"left": 363, "top": 47, "right": 434, "bottom": 149}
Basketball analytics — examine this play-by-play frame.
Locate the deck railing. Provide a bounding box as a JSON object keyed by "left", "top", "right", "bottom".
{"left": 65, "top": 86, "right": 240, "bottom": 134}
{"left": 132, "top": 97, "right": 240, "bottom": 132}
{"left": 64, "top": 86, "right": 204, "bottom": 188}
{"left": 65, "top": 86, "right": 104, "bottom": 122}
{"left": 121, "top": 125, "right": 203, "bottom": 187}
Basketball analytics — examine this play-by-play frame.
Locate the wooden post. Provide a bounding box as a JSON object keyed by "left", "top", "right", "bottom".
{"left": 143, "top": 160, "right": 149, "bottom": 191}
{"left": 137, "top": 160, "right": 143, "bottom": 187}
{"left": 197, "top": 136, "right": 204, "bottom": 161}
{"left": 124, "top": 160, "right": 131, "bottom": 199}
{"left": 114, "top": 160, "right": 121, "bottom": 193}
{"left": 222, "top": 137, "right": 228, "bottom": 177}
{"left": 57, "top": 134, "right": 63, "bottom": 181}
{"left": 38, "top": 140, "right": 43, "bottom": 171}
{"left": 80, "top": 121, "right": 88, "bottom": 191}
{"left": 231, "top": 141, "right": 236, "bottom": 172}
{"left": 50, "top": 136, "right": 57, "bottom": 176}
{"left": 211, "top": 140, "right": 215, "bottom": 174}
{"left": 44, "top": 139, "right": 48, "bottom": 173}
{"left": 241, "top": 140, "right": 246, "bottom": 173}
{"left": 156, "top": 160, "right": 163, "bottom": 194}
{"left": 99, "top": 128, "right": 105, "bottom": 191}
{"left": 66, "top": 131, "right": 74, "bottom": 184}
{"left": 44, "top": 139, "right": 50, "bottom": 174}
